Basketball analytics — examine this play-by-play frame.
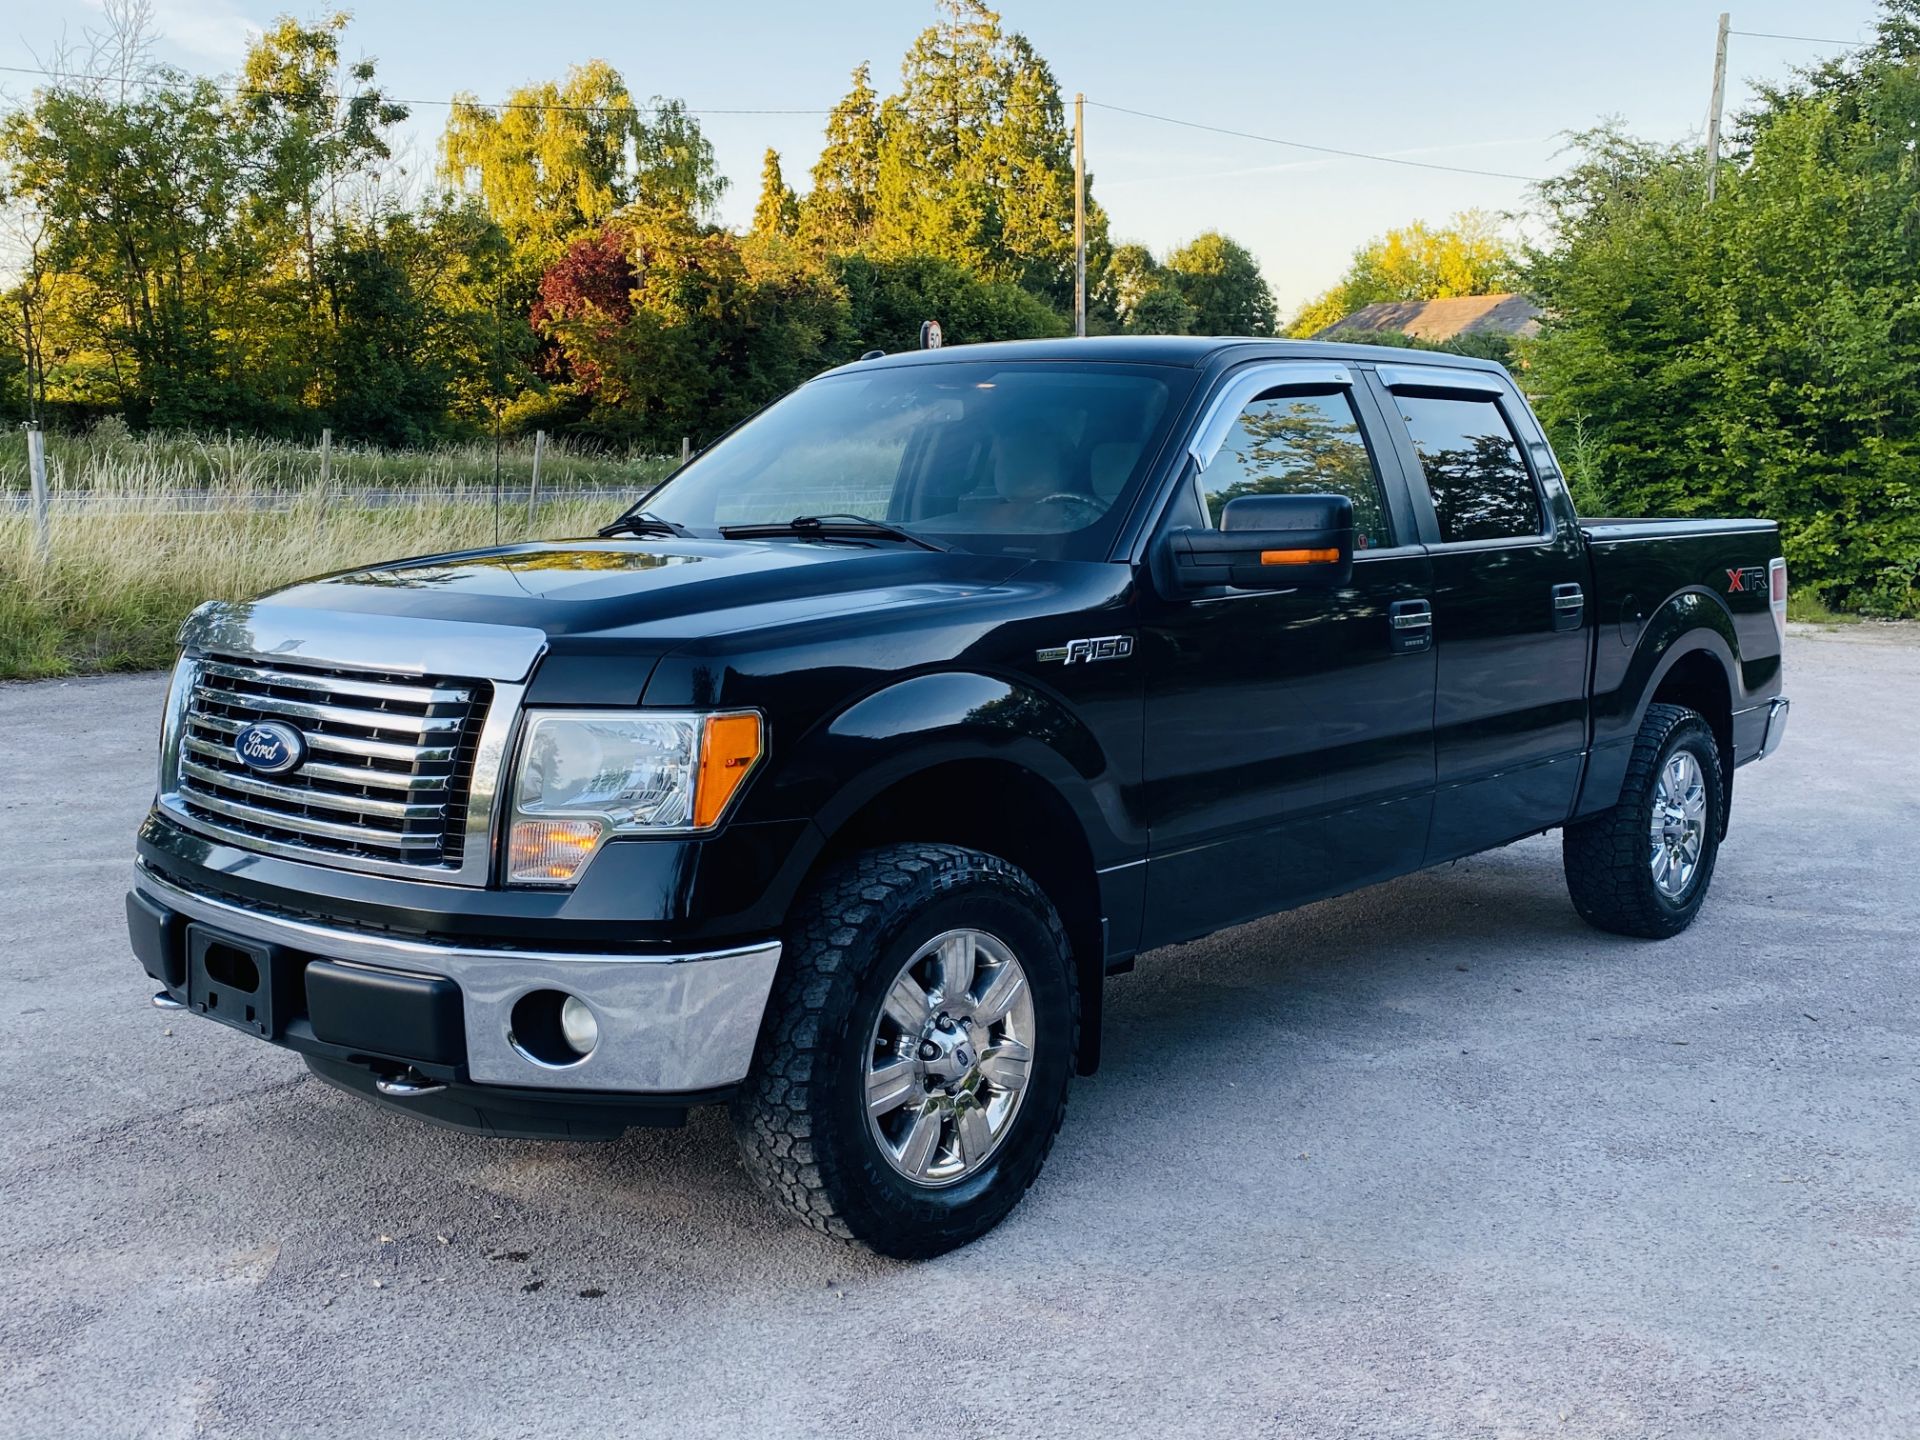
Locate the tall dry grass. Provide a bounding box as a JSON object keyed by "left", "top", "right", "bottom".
{"left": 0, "top": 420, "right": 674, "bottom": 495}
{"left": 1, "top": 473, "right": 632, "bottom": 678}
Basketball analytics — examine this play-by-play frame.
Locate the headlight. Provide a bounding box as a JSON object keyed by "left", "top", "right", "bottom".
{"left": 506, "top": 710, "right": 763, "bottom": 885}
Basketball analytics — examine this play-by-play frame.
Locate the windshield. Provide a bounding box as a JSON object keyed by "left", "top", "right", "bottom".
{"left": 629, "top": 360, "right": 1190, "bottom": 561}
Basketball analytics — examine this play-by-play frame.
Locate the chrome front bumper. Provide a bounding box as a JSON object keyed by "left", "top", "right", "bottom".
{"left": 134, "top": 865, "right": 781, "bottom": 1094}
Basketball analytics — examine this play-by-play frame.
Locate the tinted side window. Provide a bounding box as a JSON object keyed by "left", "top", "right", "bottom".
{"left": 1201, "top": 389, "right": 1389, "bottom": 549}
{"left": 1396, "top": 393, "right": 1543, "bottom": 543}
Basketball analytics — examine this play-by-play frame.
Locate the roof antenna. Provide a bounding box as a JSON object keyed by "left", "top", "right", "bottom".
{"left": 859, "top": 349, "right": 885, "bottom": 362}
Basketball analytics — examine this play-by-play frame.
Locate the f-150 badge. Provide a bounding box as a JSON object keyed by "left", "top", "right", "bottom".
{"left": 1037, "top": 635, "right": 1134, "bottom": 665}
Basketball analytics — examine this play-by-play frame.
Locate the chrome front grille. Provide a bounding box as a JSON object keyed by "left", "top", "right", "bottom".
{"left": 171, "top": 655, "right": 492, "bottom": 874}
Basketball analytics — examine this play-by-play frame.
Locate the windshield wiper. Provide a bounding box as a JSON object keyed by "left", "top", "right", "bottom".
{"left": 598, "top": 511, "right": 692, "bottom": 539}
{"left": 717, "top": 513, "right": 950, "bottom": 553}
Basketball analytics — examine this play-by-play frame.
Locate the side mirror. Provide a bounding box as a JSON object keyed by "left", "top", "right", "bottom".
{"left": 1163, "top": 493, "right": 1355, "bottom": 591}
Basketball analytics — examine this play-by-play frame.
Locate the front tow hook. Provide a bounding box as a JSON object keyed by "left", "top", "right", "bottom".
{"left": 151, "top": 990, "right": 185, "bottom": 1011}
{"left": 375, "top": 1070, "right": 448, "bottom": 1099}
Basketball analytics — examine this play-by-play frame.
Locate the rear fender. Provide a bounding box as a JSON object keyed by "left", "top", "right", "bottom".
{"left": 1579, "top": 590, "right": 1739, "bottom": 817}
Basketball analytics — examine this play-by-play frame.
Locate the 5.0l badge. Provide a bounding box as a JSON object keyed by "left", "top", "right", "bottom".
{"left": 1037, "top": 635, "right": 1135, "bottom": 665}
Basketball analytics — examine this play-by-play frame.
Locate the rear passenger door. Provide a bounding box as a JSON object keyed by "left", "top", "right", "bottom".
{"left": 1138, "top": 363, "right": 1436, "bottom": 945}
{"left": 1365, "top": 365, "right": 1591, "bottom": 862}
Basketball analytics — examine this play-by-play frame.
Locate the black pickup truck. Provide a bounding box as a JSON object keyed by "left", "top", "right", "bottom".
{"left": 127, "top": 337, "right": 1789, "bottom": 1256}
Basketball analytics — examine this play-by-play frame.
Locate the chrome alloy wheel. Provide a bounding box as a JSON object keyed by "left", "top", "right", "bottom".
{"left": 1649, "top": 750, "right": 1708, "bottom": 898}
{"left": 864, "top": 928, "right": 1036, "bottom": 1187}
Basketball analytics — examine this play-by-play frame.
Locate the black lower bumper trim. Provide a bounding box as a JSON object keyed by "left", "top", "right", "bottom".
{"left": 304, "top": 1056, "right": 734, "bottom": 1140}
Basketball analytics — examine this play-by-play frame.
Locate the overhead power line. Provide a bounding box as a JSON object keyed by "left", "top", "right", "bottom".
{"left": 0, "top": 56, "right": 1554, "bottom": 184}
{"left": 0, "top": 62, "right": 831, "bottom": 114}
{"left": 1083, "top": 99, "right": 1545, "bottom": 183}
{"left": 1728, "top": 29, "right": 1869, "bottom": 47}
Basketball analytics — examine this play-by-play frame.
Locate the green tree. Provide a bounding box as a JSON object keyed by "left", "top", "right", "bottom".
{"left": 752, "top": 148, "right": 799, "bottom": 238}
{"left": 233, "top": 14, "right": 408, "bottom": 313}
{"left": 1526, "top": 2, "right": 1920, "bottom": 615}
{"left": 1125, "top": 282, "right": 1196, "bottom": 335}
{"left": 1164, "top": 231, "right": 1276, "bottom": 335}
{"left": 871, "top": 0, "right": 1108, "bottom": 305}
{"left": 1288, "top": 210, "right": 1518, "bottom": 337}
{"left": 440, "top": 62, "right": 722, "bottom": 258}
{"left": 832, "top": 252, "right": 1067, "bottom": 353}
{"left": 802, "top": 62, "right": 883, "bottom": 250}
{"left": 535, "top": 208, "right": 850, "bottom": 446}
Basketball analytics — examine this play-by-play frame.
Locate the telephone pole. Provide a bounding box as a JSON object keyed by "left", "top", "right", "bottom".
{"left": 1073, "top": 92, "right": 1086, "bottom": 338}
{"left": 1705, "top": 11, "right": 1730, "bottom": 201}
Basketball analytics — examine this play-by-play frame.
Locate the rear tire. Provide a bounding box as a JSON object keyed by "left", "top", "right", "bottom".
{"left": 731, "top": 843, "right": 1077, "bottom": 1259}
{"left": 1563, "top": 703, "right": 1724, "bottom": 939}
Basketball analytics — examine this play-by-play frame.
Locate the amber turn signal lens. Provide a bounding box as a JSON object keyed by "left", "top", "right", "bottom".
{"left": 1259, "top": 547, "right": 1341, "bottom": 566}
{"left": 694, "top": 712, "right": 763, "bottom": 828}
{"left": 508, "top": 817, "right": 604, "bottom": 884}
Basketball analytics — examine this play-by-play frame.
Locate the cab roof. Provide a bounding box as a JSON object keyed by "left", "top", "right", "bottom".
{"left": 828, "top": 334, "right": 1510, "bottom": 376}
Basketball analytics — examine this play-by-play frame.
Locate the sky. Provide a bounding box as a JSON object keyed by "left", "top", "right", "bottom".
{"left": 0, "top": 0, "right": 1890, "bottom": 318}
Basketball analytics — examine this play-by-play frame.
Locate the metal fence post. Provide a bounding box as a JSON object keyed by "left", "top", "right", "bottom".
{"left": 527, "top": 428, "right": 546, "bottom": 528}
{"left": 681, "top": 435, "right": 691, "bottom": 468}
{"left": 318, "top": 426, "right": 332, "bottom": 517}
{"left": 26, "top": 423, "right": 50, "bottom": 560}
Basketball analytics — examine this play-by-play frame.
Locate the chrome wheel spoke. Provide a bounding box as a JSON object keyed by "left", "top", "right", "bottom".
{"left": 978, "top": 1038, "right": 1032, "bottom": 1091}
{"left": 895, "top": 1106, "right": 942, "bottom": 1178}
{"left": 935, "top": 931, "right": 976, "bottom": 1007}
{"left": 866, "top": 1059, "right": 920, "bottom": 1117}
{"left": 972, "top": 962, "right": 1027, "bottom": 1027}
{"left": 953, "top": 1100, "right": 992, "bottom": 1168}
{"left": 882, "top": 971, "right": 933, "bottom": 1033}
{"left": 863, "top": 926, "right": 1037, "bottom": 1189}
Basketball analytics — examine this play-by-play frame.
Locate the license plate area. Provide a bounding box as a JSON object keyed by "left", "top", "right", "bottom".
{"left": 186, "top": 924, "right": 295, "bottom": 1039}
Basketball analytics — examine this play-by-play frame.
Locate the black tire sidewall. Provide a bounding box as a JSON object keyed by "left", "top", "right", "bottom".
{"left": 821, "top": 873, "right": 1074, "bottom": 1253}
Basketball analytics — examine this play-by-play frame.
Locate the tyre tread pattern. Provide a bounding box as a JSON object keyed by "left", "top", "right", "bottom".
{"left": 730, "top": 843, "right": 1077, "bottom": 1256}
{"left": 1563, "top": 703, "right": 1723, "bottom": 939}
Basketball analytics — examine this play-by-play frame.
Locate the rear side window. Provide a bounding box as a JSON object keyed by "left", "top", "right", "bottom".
{"left": 1201, "top": 389, "right": 1390, "bottom": 549}
{"left": 1396, "top": 394, "right": 1543, "bottom": 543}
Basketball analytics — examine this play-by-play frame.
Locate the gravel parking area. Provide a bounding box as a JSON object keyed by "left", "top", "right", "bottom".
{"left": 2, "top": 624, "right": 1915, "bottom": 1439}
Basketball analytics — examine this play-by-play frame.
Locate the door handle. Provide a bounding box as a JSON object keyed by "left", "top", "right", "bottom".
{"left": 1389, "top": 598, "right": 1432, "bottom": 654}
{"left": 1552, "top": 583, "right": 1585, "bottom": 633}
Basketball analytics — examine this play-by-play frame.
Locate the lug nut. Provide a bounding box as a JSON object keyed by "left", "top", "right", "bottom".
{"left": 918, "top": 1039, "right": 941, "bottom": 1061}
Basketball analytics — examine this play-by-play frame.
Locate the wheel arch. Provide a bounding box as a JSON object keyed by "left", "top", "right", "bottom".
{"left": 1582, "top": 596, "right": 1740, "bottom": 824}
{"left": 768, "top": 671, "right": 1125, "bottom": 1075}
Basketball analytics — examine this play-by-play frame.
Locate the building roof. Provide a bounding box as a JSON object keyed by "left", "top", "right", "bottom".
{"left": 1315, "top": 293, "right": 1542, "bottom": 343}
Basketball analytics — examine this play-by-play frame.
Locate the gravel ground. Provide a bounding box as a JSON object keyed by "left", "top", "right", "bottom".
{"left": 1, "top": 623, "right": 1915, "bottom": 1439}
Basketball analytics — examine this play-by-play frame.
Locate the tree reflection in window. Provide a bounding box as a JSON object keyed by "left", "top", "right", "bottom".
{"left": 1202, "top": 391, "right": 1387, "bottom": 548}
{"left": 1397, "top": 395, "right": 1543, "bottom": 543}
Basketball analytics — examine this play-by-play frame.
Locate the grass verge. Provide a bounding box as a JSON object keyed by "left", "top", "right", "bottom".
{"left": 2, "top": 480, "right": 624, "bottom": 679}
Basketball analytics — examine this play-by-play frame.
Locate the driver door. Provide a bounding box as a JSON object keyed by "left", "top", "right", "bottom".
{"left": 1138, "top": 364, "right": 1437, "bottom": 948}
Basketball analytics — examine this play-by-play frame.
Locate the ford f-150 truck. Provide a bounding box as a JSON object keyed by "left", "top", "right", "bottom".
{"left": 127, "top": 337, "right": 1790, "bottom": 1257}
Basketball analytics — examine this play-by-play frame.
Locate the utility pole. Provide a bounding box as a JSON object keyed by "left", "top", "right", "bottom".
{"left": 1073, "top": 92, "right": 1086, "bottom": 338}
{"left": 1705, "top": 11, "right": 1730, "bottom": 202}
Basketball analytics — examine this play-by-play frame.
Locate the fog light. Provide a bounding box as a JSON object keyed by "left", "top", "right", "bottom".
{"left": 560, "top": 995, "right": 599, "bottom": 1056}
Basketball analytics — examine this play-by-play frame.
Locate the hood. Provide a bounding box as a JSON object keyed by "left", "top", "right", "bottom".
{"left": 259, "top": 538, "right": 1032, "bottom": 646}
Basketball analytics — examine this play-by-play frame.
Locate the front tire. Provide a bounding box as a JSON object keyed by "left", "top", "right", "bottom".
{"left": 731, "top": 844, "right": 1078, "bottom": 1258}
{"left": 1563, "top": 703, "right": 1725, "bottom": 938}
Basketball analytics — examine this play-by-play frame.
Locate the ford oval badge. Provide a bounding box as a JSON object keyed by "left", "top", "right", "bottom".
{"left": 233, "top": 720, "right": 306, "bottom": 775}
